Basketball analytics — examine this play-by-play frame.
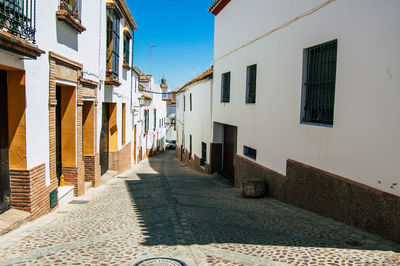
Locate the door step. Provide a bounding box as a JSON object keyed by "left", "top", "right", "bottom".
{"left": 58, "top": 185, "right": 74, "bottom": 205}
{"left": 0, "top": 209, "right": 31, "bottom": 235}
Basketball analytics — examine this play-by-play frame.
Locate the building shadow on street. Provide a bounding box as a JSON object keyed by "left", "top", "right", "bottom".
{"left": 124, "top": 151, "right": 400, "bottom": 252}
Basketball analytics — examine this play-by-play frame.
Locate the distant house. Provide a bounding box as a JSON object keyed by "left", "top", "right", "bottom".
{"left": 175, "top": 67, "right": 213, "bottom": 174}
{"left": 207, "top": 0, "right": 400, "bottom": 242}
{"left": 135, "top": 70, "right": 167, "bottom": 160}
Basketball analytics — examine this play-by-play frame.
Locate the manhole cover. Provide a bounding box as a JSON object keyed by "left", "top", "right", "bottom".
{"left": 68, "top": 200, "right": 90, "bottom": 205}
{"left": 134, "top": 258, "right": 186, "bottom": 266}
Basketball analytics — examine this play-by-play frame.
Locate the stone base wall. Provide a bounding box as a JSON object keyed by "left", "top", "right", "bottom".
{"left": 83, "top": 153, "right": 101, "bottom": 187}
{"left": 118, "top": 142, "right": 131, "bottom": 173}
{"left": 181, "top": 149, "right": 210, "bottom": 174}
{"left": 63, "top": 165, "right": 85, "bottom": 197}
{"left": 176, "top": 145, "right": 181, "bottom": 160}
{"left": 108, "top": 142, "right": 131, "bottom": 173}
{"left": 235, "top": 155, "right": 286, "bottom": 201}
{"left": 9, "top": 163, "right": 57, "bottom": 219}
{"left": 234, "top": 155, "right": 400, "bottom": 243}
{"left": 285, "top": 159, "right": 400, "bottom": 243}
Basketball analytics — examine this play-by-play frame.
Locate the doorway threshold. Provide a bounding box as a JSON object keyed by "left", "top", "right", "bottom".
{"left": 58, "top": 185, "right": 74, "bottom": 205}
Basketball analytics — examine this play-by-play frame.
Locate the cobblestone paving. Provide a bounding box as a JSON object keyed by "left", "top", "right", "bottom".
{"left": 0, "top": 151, "right": 399, "bottom": 265}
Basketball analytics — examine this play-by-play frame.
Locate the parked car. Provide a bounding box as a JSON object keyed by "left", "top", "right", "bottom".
{"left": 166, "top": 140, "right": 176, "bottom": 149}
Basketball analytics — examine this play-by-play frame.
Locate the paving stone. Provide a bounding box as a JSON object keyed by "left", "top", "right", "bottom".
{"left": 0, "top": 151, "right": 399, "bottom": 265}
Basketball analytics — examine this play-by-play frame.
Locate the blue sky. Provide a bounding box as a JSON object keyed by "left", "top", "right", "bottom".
{"left": 127, "top": 0, "right": 215, "bottom": 90}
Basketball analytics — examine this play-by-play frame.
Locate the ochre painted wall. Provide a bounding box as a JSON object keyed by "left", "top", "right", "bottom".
{"left": 60, "top": 85, "right": 76, "bottom": 167}
{"left": 109, "top": 103, "right": 118, "bottom": 152}
{"left": 7, "top": 70, "right": 27, "bottom": 170}
{"left": 83, "top": 101, "right": 94, "bottom": 156}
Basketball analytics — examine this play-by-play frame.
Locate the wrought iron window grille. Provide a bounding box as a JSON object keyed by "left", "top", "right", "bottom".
{"left": 243, "top": 145, "right": 256, "bottom": 160}
{"left": 106, "top": 10, "right": 120, "bottom": 80}
{"left": 123, "top": 34, "right": 130, "bottom": 65}
{"left": 221, "top": 72, "right": 230, "bottom": 102}
{"left": 59, "top": 0, "right": 81, "bottom": 23}
{"left": 302, "top": 40, "right": 337, "bottom": 125}
{"left": 0, "top": 0, "right": 36, "bottom": 42}
{"left": 246, "top": 64, "right": 257, "bottom": 104}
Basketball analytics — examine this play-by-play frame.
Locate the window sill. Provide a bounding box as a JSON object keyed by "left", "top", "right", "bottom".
{"left": 300, "top": 121, "right": 333, "bottom": 128}
{"left": 122, "top": 63, "right": 131, "bottom": 70}
{"left": 56, "top": 9, "right": 86, "bottom": 33}
{"left": 0, "top": 30, "right": 45, "bottom": 59}
{"left": 105, "top": 76, "right": 121, "bottom": 86}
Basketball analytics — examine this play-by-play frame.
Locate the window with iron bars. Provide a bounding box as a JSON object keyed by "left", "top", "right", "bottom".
{"left": 221, "top": 72, "right": 230, "bottom": 102}
{"left": 0, "top": 0, "right": 37, "bottom": 42}
{"left": 123, "top": 34, "right": 130, "bottom": 65}
{"left": 246, "top": 64, "right": 257, "bottom": 103}
{"left": 301, "top": 40, "right": 337, "bottom": 125}
{"left": 153, "top": 109, "right": 156, "bottom": 129}
{"left": 200, "top": 142, "right": 206, "bottom": 166}
{"left": 144, "top": 110, "right": 149, "bottom": 132}
{"left": 106, "top": 10, "right": 120, "bottom": 80}
{"left": 243, "top": 145, "right": 256, "bottom": 160}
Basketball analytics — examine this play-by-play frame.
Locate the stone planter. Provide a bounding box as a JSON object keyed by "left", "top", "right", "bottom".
{"left": 240, "top": 179, "right": 265, "bottom": 198}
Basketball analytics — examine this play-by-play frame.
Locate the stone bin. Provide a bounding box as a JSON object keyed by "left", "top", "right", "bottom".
{"left": 240, "top": 179, "right": 266, "bottom": 198}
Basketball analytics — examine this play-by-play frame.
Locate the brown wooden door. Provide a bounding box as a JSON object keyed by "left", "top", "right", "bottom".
{"left": 133, "top": 125, "right": 137, "bottom": 164}
{"left": 0, "top": 70, "right": 11, "bottom": 214}
{"left": 222, "top": 125, "right": 237, "bottom": 183}
{"left": 100, "top": 103, "right": 109, "bottom": 175}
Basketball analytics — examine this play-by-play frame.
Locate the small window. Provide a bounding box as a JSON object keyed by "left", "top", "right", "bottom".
{"left": 154, "top": 109, "right": 157, "bottom": 129}
{"left": 123, "top": 34, "right": 130, "bottom": 65}
{"left": 246, "top": 64, "right": 257, "bottom": 103}
{"left": 190, "top": 93, "right": 192, "bottom": 111}
{"left": 144, "top": 110, "right": 149, "bottom": 132}
{"left": 189, "top": 135, "right": 192, "bottom": 157}
{"left": 200, "top": 142, "right": 206, "bottom": 166}
{"left": 243, "top": 145, "right": 256, "bottom": 160}
{"left": 221, "top": 72, "right": 230, "bottom": 102}
{"left": 301, "top": 40, "right": 337, "bottom": 125}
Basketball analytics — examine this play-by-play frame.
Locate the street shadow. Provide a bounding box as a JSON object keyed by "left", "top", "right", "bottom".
{"left": 124, "top": 151, "right": 400, "bottom": 252}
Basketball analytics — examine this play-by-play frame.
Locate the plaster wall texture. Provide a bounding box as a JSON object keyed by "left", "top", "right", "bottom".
{"left": 212, "top": 0, "right": 400, "bottom": 196}
{"left": 0, "top": 0, "right": 106, "bottom": 185}
{"left": 178, "top": 79, "right": 213, "bottom": 163}
{"left": 98, "top": 5, "right": 137, "bottom": 167}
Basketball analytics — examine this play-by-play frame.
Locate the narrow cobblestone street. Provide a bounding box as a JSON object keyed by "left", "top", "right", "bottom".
{"left": 0, "top": 151, "right": 399, "bottom": 265}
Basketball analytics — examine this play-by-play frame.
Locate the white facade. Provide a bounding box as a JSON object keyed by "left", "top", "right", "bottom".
{"left": 176, "top": 71, "right": 213, "bottom": 165}
{"left": 211, "top": 0, "right": 400, "bottom": 197}
{"left": 134, "top": 72, "right": 168, "bottom": 162}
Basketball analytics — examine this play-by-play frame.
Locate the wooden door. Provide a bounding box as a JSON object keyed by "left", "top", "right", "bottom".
{"left": 133, "top": 125, "right": 137, "bottom": 164}
{"left": 222, "top": 125, "right": 237, "bottom": 182}
{"left": 0, "top": 70, "right": 11, "bottom": 214}
{"left": 100, "top": 103, "right": 109, "bottom": 175}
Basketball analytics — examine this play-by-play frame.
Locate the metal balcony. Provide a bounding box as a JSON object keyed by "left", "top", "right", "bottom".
{"left": 59, "top": 0, "right": 81, "bottom": 23}
{"left": 0, "top": 0, "right": 36, "bottom": 42}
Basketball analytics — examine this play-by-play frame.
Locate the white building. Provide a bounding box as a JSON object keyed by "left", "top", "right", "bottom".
{"left": 133, "top": 71, "right": 167, "bottom": 161}
{"left": 207, "top": 0, "right": 400, "bottom": 242}
{"left": 175, "top": 67, "right": 213, "bottom": 173}
{"left": 0, "top": 0, "right": 140, "bottom": 220}
{"left": 100, "top": 0, "right": 137, "bottom": 178}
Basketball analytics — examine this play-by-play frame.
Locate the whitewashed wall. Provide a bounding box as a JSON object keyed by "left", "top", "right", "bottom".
{"left": 177, "top": 79, "right": 213, "bottom": 163}
{"left": 0, "top": 0, "right": 106, "bottom": 185}
{"left": 212, "top": 0, "right": 400, "bottom": 196}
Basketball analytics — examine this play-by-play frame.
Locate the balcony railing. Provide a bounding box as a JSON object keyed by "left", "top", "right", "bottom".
{"left": 59, "top": 0, "right": 81, "bottom": 23}
{"left": 0, "top": 0, "right": 36, "bottom": 42}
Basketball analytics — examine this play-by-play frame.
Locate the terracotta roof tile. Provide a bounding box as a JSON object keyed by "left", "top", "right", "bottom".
{"left": 176, "top": 66, "right": 213, "bottom": 93}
